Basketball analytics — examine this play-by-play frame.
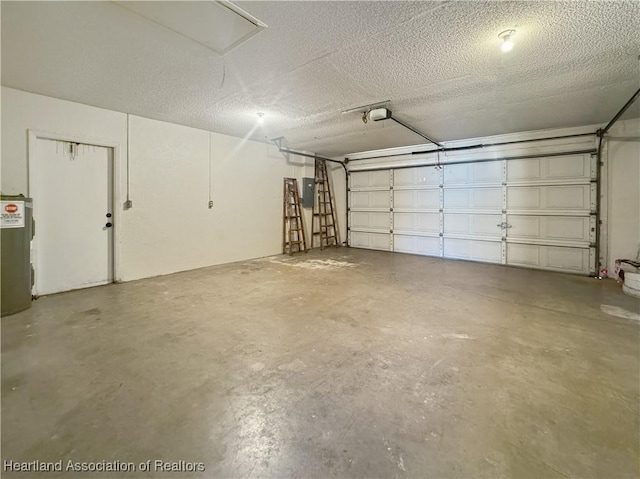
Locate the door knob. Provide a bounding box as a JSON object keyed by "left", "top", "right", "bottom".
{"left": 105, "top": 222, "right": 113, "bottom": 228}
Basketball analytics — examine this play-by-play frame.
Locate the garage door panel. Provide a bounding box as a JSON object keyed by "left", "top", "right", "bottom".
{"left": 350, "top": 211, "right": 390, "bottom": 230}
{"left": 444, "top": 161, "right": 502, "bottom": 185}
{"left": 444, "top": 188, "right": 502, "bottom": 210}
{"left": 351, "top": 190, "right": 390, "bottom": 209}
{"left": 507, "top": 155, "right": 591, "bottom": 183}
{"left": 443, "top": 238, "right": 502, "bottom": 263}
{"left": 394, "top": 235, "right": 440, "bottom": 256}
{"left": 507, "top": 185, "right": 592, "bottom": 211}
{"left": 351, "top": 170, "right": 389, "bottom": 189}
{"left": 547, "top": 156, "right": 591, "bottom": 180}
{"left": 350, "top": 232, "right": 391, "bottom": 251}
{"left": 394, "top": 212, "right": 439, "bottom": 233}
{"left": 507, "top": 215, "right": 591, "bottom": 244}
{"left": 394, "top": 166, "right": 440, "bottom": 187}
{"left": 349, "top": 150, "right": 598, "bottom": 275}
{"left": 394, "top": 189, "right": 439, "bottom": 210}
{"left": 444, "top": 214, "right": 502, "bottom": 237}
{"left": 507, "top": 244, "right": 590, "bottom": 274}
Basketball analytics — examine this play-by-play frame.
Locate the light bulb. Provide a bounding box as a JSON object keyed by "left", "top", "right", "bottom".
{"left": 498, "top": 29, "right": 516, "bottom": 53}
{"left": 257, "top": 112, "right": 265, "bottom": 124}
{"left": 501, "top": 37, "right": 514, "bottom": 52}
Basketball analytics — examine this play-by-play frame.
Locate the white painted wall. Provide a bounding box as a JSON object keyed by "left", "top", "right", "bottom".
{"left": 3, "top": 87, "right": 636, "bottom": 282}
{"left": 606, "top": 118, "right": 640, "bottom": 269}
{"left": 123, "top": 115, "right": 308, "bottom": 280}
{"left": 1, "top": 87, "right": 127, "bottom": 195}
{"left": 1, "top": 87, "right": 310, "bottom": 284}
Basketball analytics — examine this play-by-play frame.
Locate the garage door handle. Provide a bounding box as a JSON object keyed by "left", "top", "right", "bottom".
{"left": 497, "top": 222, "right": 513, "bottom": 229}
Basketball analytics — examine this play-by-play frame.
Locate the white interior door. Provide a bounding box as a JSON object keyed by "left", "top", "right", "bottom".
{"left": 33, "top": 138, "right": 114, "bottom": 295}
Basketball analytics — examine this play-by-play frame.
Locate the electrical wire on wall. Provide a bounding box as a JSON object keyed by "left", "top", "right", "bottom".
{"left": 208, "top": 132, "right": 214, "bottom": 208}
{"left": 124, "top": 114, "right": 132, "bottom": 209}
{"left": 595, "top": 130, "right": 605, "bottom": 278}
{"left": 219, "top": 57, "right": 226, "bottom": 89}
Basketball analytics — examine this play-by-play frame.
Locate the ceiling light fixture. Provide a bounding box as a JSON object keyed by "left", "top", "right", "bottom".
{"left": 498, "top": 29, "right": 516, "bottom": 53}
{"left": 257, "top": 112, "right": 265, "bottom": 124}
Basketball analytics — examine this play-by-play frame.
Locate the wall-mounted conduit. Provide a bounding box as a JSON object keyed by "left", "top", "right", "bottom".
{"left": 594, "top": 86, "right": 640, "bottom": 277}
{"left": 124, "top": 114, "right": 132, "bottom": 209}
{"left": 208, "top": 132, "right": 213, "bottom": 209}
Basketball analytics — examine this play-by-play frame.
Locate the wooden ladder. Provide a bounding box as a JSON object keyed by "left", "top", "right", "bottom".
{"left": 283, "top": 178, "right": 308, "bottom": 255}
{"left": 312, "top": 159, "right": 339, "bottom": 249}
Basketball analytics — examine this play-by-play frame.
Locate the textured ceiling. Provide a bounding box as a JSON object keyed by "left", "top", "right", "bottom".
{"left": 2, "top": 1, "right": 639, "bottom": 157}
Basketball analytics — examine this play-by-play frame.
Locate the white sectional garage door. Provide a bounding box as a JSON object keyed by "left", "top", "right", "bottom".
{"left": 349, "top": 153, "right": 597, "bottom": 275}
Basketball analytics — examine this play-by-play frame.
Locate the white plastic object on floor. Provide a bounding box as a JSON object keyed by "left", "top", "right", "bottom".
{"left": 622, "top": 271, "right": 640, "bottom": 298}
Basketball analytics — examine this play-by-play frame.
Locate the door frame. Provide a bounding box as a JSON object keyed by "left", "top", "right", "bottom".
{"left": 27, "top": 129, "right": 123, "bottom": 293}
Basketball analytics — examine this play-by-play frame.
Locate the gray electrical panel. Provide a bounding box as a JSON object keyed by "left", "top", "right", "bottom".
{"left": 302, "top": 177, "right": 315, "bottom": 208}
{"left": 1, "top": 195, "right": 33, "bottom": 317}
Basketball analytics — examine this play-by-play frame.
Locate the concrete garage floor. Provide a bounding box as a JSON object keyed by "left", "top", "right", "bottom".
{"left": 2, "top": 248, "right": 639, "bottom": 478}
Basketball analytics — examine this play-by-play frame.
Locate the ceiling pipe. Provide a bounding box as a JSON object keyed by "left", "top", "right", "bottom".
{"left": 277, "top": 147, "right": 344, "bottom": 166}
{"left": 271, "top": 137, "right": 343, "bottom": 165}
{"left": 389, "top": 115, "right": 443, "bottom": 148}
{"left": 602, "top": 87, "right": 640, "bottom": 135}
